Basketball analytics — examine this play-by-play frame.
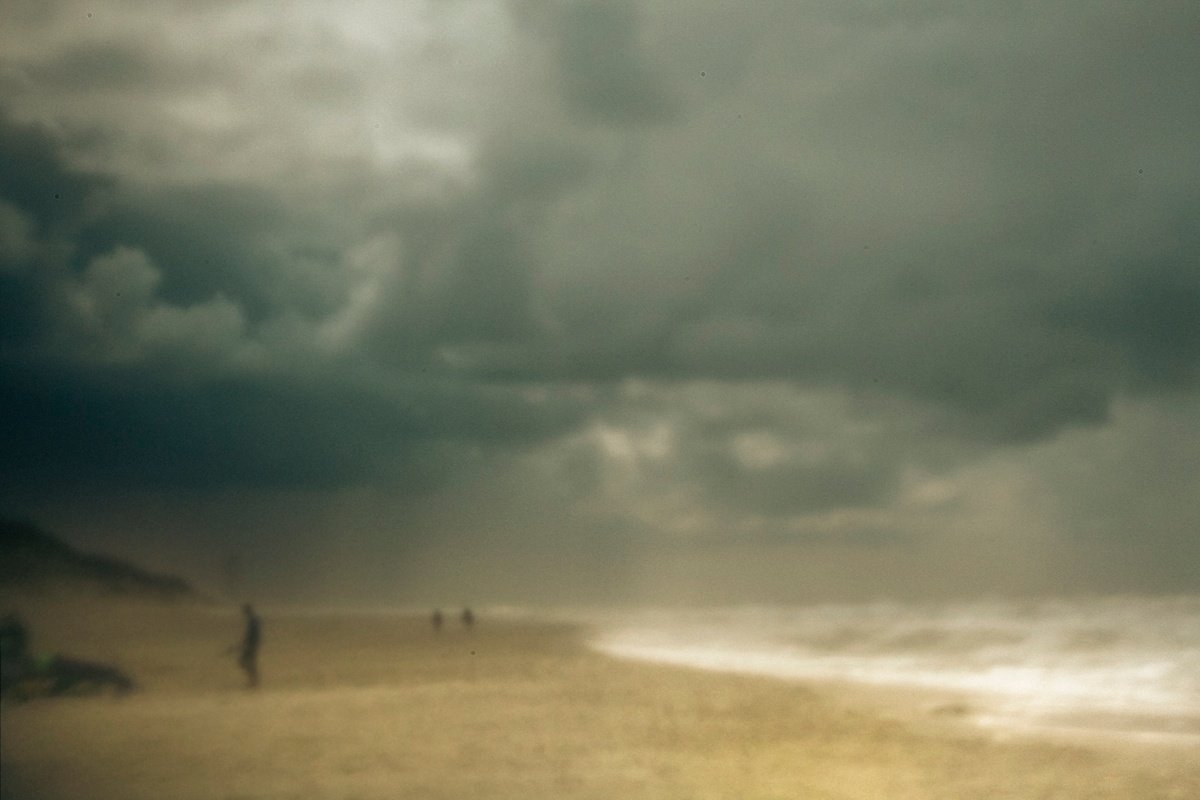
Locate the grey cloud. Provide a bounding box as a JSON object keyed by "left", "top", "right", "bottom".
{"left": 0, "top": 201, "right": 36, "bottom": 269}
{"left": 0, "top": 111, "right": 109, "bottom": 350}
{"left": 0, "top": 112, "right": 590, "bottom": 495}
{"left": 670, "top": 387, "right": 911, "bottom": 519}
{"left": 2, "top": 0, "right": 1199, "bottom": 599}
{"left": 480, "top": 136, "right": 593, "bottom": 205}
{"left": 1048, "top": 255, "right": 1200, "bottom": 391}
{"left": 516, "top": 0, "right": 680, "bottom": 125}
{"left": 557, "top": 0, "right": 679, "bottom": 124}
{"left": 75, "top": 182, "right": 295, "bottom": 319}
{"left": 516, "top": 382, "right": 926, "bottom": 545}
{"left": 0, "top": 108, "right": 112, "bottom": 236}
{"left": 0, "top": 356, "right": 589, "bottom": 494}
{"left": 285, "top": 63, "right": 367, "bottom": 107}
{"left": 481, "top": 0, "right": 1200, "bottom": 442}
{"left": 435, "top": 216, "right": 537, "bottom": 343}
{"left": 23, "top": 41, "right": 188, "bottom": 93}
{"left": 0, "top": 267, "right": 45, "bottom": 350}
{"left": 358, "top": 136, "right": 593, "bottom": 363}
{"left": 10, "top": 0, "right": 1197, "bottom": 451}
{"left": 0, "top": 363, "right": 410, "bottom": 492}
{"left": 692, "top": 442, "right": 898, "bottom": 517}
{"left": 41, "top": 246, "right": 254, "bottom": 371}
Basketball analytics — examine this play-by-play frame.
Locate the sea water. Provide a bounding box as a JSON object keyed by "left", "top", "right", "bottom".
{"left": 583, "top": 595, "right": 1200, "bottom": 743}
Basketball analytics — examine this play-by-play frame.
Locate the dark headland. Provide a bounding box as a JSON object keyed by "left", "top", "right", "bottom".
{"left": 0, "top": 518, "right": 197, "bottom": 601}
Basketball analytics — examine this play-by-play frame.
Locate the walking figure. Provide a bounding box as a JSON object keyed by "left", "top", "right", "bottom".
{"left": 236, "top": 603, "right": 261, "bottom": 688}
{"left": 461, "top": 607, "right": 475, "bottom": 629}
{"left": 431, "top": 608, "right": 444, "bottom": 633}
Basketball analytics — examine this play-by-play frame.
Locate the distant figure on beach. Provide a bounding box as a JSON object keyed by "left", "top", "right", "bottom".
{"left": 461, "top": 607, "right": 474, "bottom": 629}
{"left": 236, "top": 603, "right": 261, "bottom": 688}
{"left": 431, "top": 608, "right": 444, "bottom": 633}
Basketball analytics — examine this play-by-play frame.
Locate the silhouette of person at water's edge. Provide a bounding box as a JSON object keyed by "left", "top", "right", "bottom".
{"left": 237, "top": 603, "right": 261, "bottom": 688}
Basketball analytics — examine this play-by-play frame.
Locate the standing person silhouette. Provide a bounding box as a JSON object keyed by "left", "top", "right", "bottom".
{"left": 237, "top": 603, "right": 261, "bottom": 688}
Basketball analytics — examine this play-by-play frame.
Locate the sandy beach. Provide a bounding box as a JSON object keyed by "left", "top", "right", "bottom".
{"left": 2, "top": 596, "right": 1196, "bottom": 800}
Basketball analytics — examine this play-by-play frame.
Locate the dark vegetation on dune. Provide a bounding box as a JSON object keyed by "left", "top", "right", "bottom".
{"left": 0, "top": 518, "right": 197, "bottom": 601}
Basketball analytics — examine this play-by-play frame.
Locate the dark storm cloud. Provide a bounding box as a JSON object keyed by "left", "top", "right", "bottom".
{"left": 0, "top": 110, "right": 111, "bottom": 350}
{"left": 0, "top": 356, "right": 588, "bottom": 493}
{"left": 0, "top": 112, "right": 590, "bottom": 494}
{"left": 0, "top": 362, "right": 403, "bottom": 491}
{"left": 0, "top": 108, "right": 110, "bottom": 236}
{"left": 75, "top": 182, "right": 293, "bottom": 319}
{"left": 1048, "top": 252, "right": 1200, "bottom": 391}
{"left": 0, "top": 112, "right": 283, "bottom": 353}
{"left": 2, "top": 0, "right": 1199, "bottom": 600}
{"left": 486, "top": 0, "right": 1200, "bottom": 445}
{"left": 6, "top": 0, "right": 1198, "bottom": 452}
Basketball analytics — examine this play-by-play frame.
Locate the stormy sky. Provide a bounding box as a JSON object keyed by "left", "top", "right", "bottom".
{"left": 1, "top": 0, "right": 1197, "bottom": 605}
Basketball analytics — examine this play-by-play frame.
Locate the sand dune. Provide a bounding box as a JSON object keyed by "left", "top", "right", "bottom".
{"left": 2, "top": 597, "right": 1196, "bottom": 800}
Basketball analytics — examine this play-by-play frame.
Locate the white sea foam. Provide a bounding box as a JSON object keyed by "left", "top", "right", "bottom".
{"left": 583, "top": 596, "right": 1200, "bottom": 741}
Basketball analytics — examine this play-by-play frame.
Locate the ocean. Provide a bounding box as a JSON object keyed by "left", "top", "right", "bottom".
{"left": 579, "top": 595, "right": 1200, "bottom": 744}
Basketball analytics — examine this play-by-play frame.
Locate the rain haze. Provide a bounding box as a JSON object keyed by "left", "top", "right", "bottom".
{"left": 2, "top": 0, "right": 1198, "bottom": 607}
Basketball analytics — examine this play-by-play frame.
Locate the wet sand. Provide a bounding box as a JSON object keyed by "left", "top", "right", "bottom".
{"left": 2, "top": 596, "right": 1196, "bottom": 800}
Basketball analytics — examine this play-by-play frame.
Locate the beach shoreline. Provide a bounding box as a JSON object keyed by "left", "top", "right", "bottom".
{"left": 592, "top": 645, "right": 1200, "bottom": 752}
{"left": 583, "top": 596, "right": 1200, "bottom": 749}
{"left": 3, "top": 597, "right": 1197, "bottom": 800}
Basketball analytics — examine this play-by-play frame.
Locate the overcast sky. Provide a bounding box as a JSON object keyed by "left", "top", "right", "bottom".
{"left": 2, "top": 0, "right": 1197, "bottom": 605}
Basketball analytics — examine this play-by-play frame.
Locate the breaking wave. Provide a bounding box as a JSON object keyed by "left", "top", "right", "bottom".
{"left": 585, "top": 595, "right": 1200, "bottom": 741}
